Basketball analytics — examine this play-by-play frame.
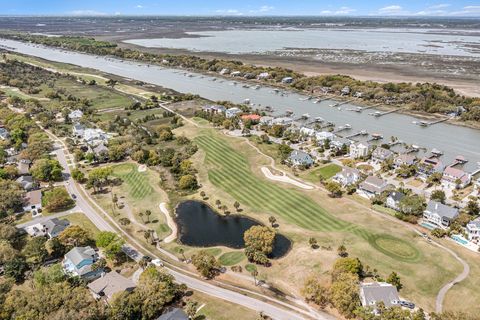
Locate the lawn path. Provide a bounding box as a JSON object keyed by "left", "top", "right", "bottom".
{"left": 159, "top": 202, "right": 177, "bottom": 243}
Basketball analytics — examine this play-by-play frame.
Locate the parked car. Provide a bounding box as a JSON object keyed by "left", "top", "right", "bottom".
{"left": 400, "top": 301, "right": 415, "bottom": 309}
{"left": 151, "top": 259, "right": 163, "bottom": 267}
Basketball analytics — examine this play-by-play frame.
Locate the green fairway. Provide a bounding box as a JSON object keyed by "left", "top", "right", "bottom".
{"left": 302, "top": 163, "right": 342, "bottom": 182}
{"left": 195, "top": 133, "right": 421, "bottom": 262}
{"left": 219, "top": 251, "right": 245, "bottom": 266}
{"left": 113, "top": 163, "right": 153, "bottom": 200}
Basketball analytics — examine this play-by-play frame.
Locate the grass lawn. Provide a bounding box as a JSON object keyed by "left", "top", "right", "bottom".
{"left": 189, "top": 290, "right": 258, "bottom": 320}
{"left": 301, "top": 163, "right": 342, "bottom": 183}
{"left": 219, "top": 251, "right": 245, "bottom": 266}
{"left": 61, "top": 212, "right": 100, "bottom": 238}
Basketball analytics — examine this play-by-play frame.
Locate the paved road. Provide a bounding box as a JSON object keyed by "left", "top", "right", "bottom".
{"left": 42, "top": 129, "right": 328, "bottom": 320}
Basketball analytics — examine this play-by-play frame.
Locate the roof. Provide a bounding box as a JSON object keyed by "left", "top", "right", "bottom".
{"left": 372, "top": 147, "right": 393, "bottom": 159}
{"left": 43, "top": 218, "right": 70, "bottom": 236}
{"left": 156, "top": 308, "right": 189, "bottom": 320}
{"left": 394, "top": 154, "right": 416, "bottom": 165}
{"left": 425, "top": 201, "right": 459, "bottom": 220}
{"left": 87, "top": 271, "right": 136, "bottom": 300}
{"left": 360, "top": 282, "right": 399, "bottom": 308}
{"left": 443, "top": 166, "right": 469, "bottom": 183}
{"left": 25, "top": 190, "right": 42, "bottom": 205}
{"left": 338, "top": 167, "right": 360, "bottom": 178}
{"left": 288, "top": 150, "right": 313, "bottom": 164}
{"left": 468, "top": 217, "right": 480, "bottom": 229}
{"left": 65, "top": 246, "right": 97, "bottom": 267}
{"left": 388, "top": 191, "right": 405, "bottom": 202}
{"left": 241, "top": 114, "right": 261, "bottom": 121}
{"left": 360, "top": 176, "right": 387, "bottom": 194}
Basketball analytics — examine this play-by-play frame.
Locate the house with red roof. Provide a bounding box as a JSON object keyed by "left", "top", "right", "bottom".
{"left": 442, "top": 166, "right": 471, "bottom": 189}
{"left": 241, "top": 114, "right": 261, "bottom": 122}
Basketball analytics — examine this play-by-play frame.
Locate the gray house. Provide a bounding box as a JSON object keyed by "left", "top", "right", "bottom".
{"left": 88, "top": 271, "right": 136, "bottom": 302}
{"left": 287, "top": 150, "right": 314, "bottom": 167}
{"left": 43, "top": 218, "right": 70, "bottom": 238}
{"left": 423, "top": 200, "right": 459, "bottom": 229}
{"left": 386, "top": 191, "right": 405, "bottom": 211}
{"left": 156, "top": 308, "right": 189, "bottom": 320}
{"left": 360, "top": 282, "right": 400, "bottom": 314}
{"left": 16, "top": 175, "right": 36, "bottom": 191}
{"left": 63, "top": 246, "right": 102, "bottom": 280}
{"left": 372, "top": 147, "right": 394, "bottom": 163}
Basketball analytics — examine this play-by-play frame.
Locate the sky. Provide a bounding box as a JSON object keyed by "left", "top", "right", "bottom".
{"left": 1, "top": 0, "right": 480, "bottom": 17}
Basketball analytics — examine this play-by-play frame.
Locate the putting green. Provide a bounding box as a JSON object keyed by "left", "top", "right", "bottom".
{"left": 369, "top": 234, "right": 421, "bottom": 262}
{"left": 219, "top": 251, "right": 245, "bottom": 266}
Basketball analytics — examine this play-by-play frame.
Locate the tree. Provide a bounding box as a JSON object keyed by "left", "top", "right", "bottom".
{"left": 215, "top": 199, "right": 221, "bottom": 208}
{"left": 106, "top": 78, "right": 118, "bottom": 87}
{"left": 96, "top": 231, "right": 118, "bottom": 248}
{"left": 58, "top": 225, "right": 91, "bottom": 247}
{"left": 138, "top": 211, "right": 144, "bottom": 223}
{"left": 268, "top": 216, "right": 276, "bottom": 227}
{"left": 200, "top": 191, "right": 206, "bottom": 200}
{"left": 185, "top": 300, "right": 199, "bottom": 319}
{"left": 399, "top": 195, "right": 426, "bottom": 216}
{"left": 233, "top": 201, "right": 240, "bottom": 212}
{"left": 71, "top": 168, "right": 85, "bottom": 182}
{"left": 191, "top": 250, "right": 220, "bottom": 279}
{"left": 325, "top": 181, "right": 343, "bottom": 198}
{"left": 0, "top": 240, "right": 18, "bottom": 265}
{"left": 431, "top": 228, "right": 447, "bottom": 238}
{"left": 178, "top": 174, "right": 198, "bottom": 190}
{"left": 3, "top": 256, "right": 28, "bottom": 282}
{"left": 119, "top": 218, "right": 131, "bottom": 226}
{"left": 0, "top": 224, "right": 17, "bottom": 242}
{"left": 386, "top": 271, "right": 402, "bottom": 290}
{"left": 86, "top": 166, "right": 113, "bottom": 193}
{"left": 430, "top": 190, "right": 446, "bottom": 204}
{"left": 309, "top": 237, "right": 318, "bottom": 249}
{"left": 330, "top": 272, "right": 361, "bottom": 318}
{"left": 30, "top": 158, "right": 63, "bottom": 182}
{"left": 43, "top": 187, "right": 75, "bottom": 212}
{"left": 302, "top": 274, "right": 330, "bottom": 307}
{"left": 244, "top": 226, "right": 275, "bottom": 264}
{"left": 0, "top": 180, "right": 25, "bottom": 216}
{"left": 33, "top": 264, "right": 66, "bottom": 287}
{"left": 465, "top": 198, "right": 480, "bottom": 216}
{"left": 145, "top": 210, "right": 152, "bottom": 223}
{"left": 332, "top": 257, "right": 363, "bottom": 280}
{"left": 337, "top": 244, "right": 348, "bottom": 257}
{"left": 178, "top": 248, "right": 186, "bottom": 261}
{"left": 22, "top": 236, "right": 48, "bottom": 265}
{"left": 251, "top": 269, "right": 259, "bottom": 286}
{"left": 278, "top": 143, "right": 292, "bottom": 161}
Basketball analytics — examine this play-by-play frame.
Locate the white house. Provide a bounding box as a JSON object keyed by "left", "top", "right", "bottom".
{"left": 371, "top": 147, "right": 394, "bottom": 163}
{"left": 423, "top": 200, "right": 459, "bottom": 229}
{"left": 63, "top": 246, "right": 102, "bottom": 280}
{"left": 393, "top": 154, "right": 416, "bottom": 168}
{"left": 386, "top": 191, "right": 405, "bottom": 211}
{"left": 300, "top": 127, "right": 316, "bottom": 137}
{"left": 359, "top": 282, "right": 400, "bottom": 314}
{"left": 225, "top": 107, "right": 242, "bottom": 118}
{"left": 333, "top": 167, "right": 361, "bottom": 187}
{"left": 26, "top": 218, "right": 70, "bottom": 238}
{"left": 442, "top": 166, "right": 471, "bottom": 189}
{"left": 358, "top": 176, "right": 388, "bottom": 198}
{"left": 257, "top": 72, "right": 270, "bottom": 80}
{"left": 350, "top": 142, "right": 370, "bottom": 159}
{"left": 467, "top": 217, "right": 480, "bottom": 242}
{"left": 68, "top": 109, "right": 84, "bottom": 121}
{"left": 23, "top": 190, "right": 42, "bottom": 216}
{"left": 72, "top": 123, "right": 86, "bottom": 138}
{"left": 315, "top": 131, "right": 335, "bottom": 142}
{"left": 282, "top": 77, "right": 294, "bottom": 84}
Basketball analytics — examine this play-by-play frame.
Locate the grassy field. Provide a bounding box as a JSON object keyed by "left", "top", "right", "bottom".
{"left": 181, "top": 127, "right": 465, "bottom": 311}
{"left": 300, "top": 163, "right": 342, "bottom": 183}
{"left": 61, "top": 212, "right": 100, "bottom": 238}
{"left": 219, "top": 251, "right": 246, "bottom": 266}
{"left": 189, "top": 290, "right": 258, "bottom": 320}
{"left": 113, "top": 163, "right": 154, "bottom": 200}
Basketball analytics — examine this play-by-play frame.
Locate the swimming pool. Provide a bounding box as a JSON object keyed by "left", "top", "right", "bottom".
{"left": 452, "top": 235, "right": 469, "bottom": 245}
{"left": 420, "top": 222, "right": 437, "bottom": 230}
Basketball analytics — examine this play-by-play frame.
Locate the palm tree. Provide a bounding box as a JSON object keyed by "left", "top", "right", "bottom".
{"left": 145, "top": 210, "right": 152, "bottom": 223}
{"left": 251, "top": 269, "right": 259, "bottom": 286}
{"left": 138, "top": 211, "right": 144, "bottom": 223}
{"left": 222, "top": 205, "right": 228, "bottom": 215}
{"left": 233, "top": 201, "right": 240, "bottom": 212}
{"left": 178, "top": 248, "right": 186, "bottom": 261}
{"left": 215, "top": 199, "right": 221, "bottom": 209}
{"left": 200, "top": 191, "right": 206, "bottom": 200}
{"left": 143, "top": 230, "right": 151, "bottom": 243}
{"left": 309, "top": 237, "right": 318, "bottom": 249}
{"left": 112, "top": 193, "right": 118, "bottom": 208}
{"left": 268, "top": 216, "right": 276, "bottom": 227}
{"left": 337, "top": 244, "right": 348, "bottom": 257}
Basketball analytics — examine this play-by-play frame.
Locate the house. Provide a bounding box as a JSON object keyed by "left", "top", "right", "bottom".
{"left": 315, "top": 131, "right": 335, "bottom": 142}
{"left": 341, "top": 86, "right": 351, "bottom": 95}
{"left": 386, "top": 191, "right": 405, "bottom": 211}
{"left": 333, "top": 167, "right": 361, "bottom": 187}
{"left": 230, "top": 71, "right": 242, "bottom": 77}
{"left": 88, "top": 271, "right": 136, "bottom": 302}
{"left": 27, "top": 218, "right": 70, "bottom": 238}
{"left": 418, "top": 157, "right": 444, "bottom": 177}
{"left": 257, "top": 72, "right": 270, "bottom": 80}
{"left": 358, "top": 176, "right": 388, "bottom": 198}
{"left": 359, "top": 282, "right": 400, "bottom": 314}
{"left": 423, "top": 200, "right": 459, "bottom": 229}
{"left": 467, "top": 217, "right": 480, "bottom": 242}
{"left": 69, "top": 109, "right": 84, "bottom": 121}
{"left": 63, "top": 246, "right": 102, "bottom": 280}
{"left": 219, "top": 68, "right": 230, "bottom": 75}
{"left": 83, "top": 128, "right": 110, "bottom": 147}
{"left": 16, "top": 175, "right": 36, "bottom": 191}
{"left": 442, "top": 166, "right": 471, "bottom": 189}
{"left": 243, "top": 73, "right": 256, "bottom": 79}
{"left": 92, "top": 143, "right": 109, "bottom": 161}
{"left": 271, "top": 117, "right": 294, "bottom": 126}
{"left": 225, "top": 107, "right": 242, "bottom": 118}
{"left": 72, "top": 123, "right": 85, "bottom": 138}
{"left": 287, "top": 150, "right": 314, "bottom": 167}
{"left": 281, "top": 77, "right": 293, "bottom": 84}
{"left": 300, "top": 127, "right": 316, "bottom": 137}
{"left": 23, "top": 190, "right": 42, "bottom": 215}
{"left": 371, "top": 147, "right": 394, "bottom": 163}
{"left": 0, "top": 127, "right": 9, "bottom": 140}
{"left": 17, "top": 159, "right": 32, "bottom": 175}
{"left": 330, "top": 137, "right": 352, "bottom": 150}
{"left": 156, "top": 308, "right": 189, "bottom": 320}
{"left": 350, "top": 142, "right": 370, "bottom": 159}
{"left": 241, "top": 114, "right": 261, "bottom": 122}
{"left": 393, "top": 154, "right": 416, "bottom": 168}
{"left": 202, "top": 105, "right": 226, "bottom": 114}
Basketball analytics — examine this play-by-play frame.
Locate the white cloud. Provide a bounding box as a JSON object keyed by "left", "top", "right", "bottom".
{"left": 321, "top": 6, "right": 356, "bottom": 15}
{"left": 428, "top": 4, "right": 450, "bottom": 9}
{"left": 378, "top": 5, "right": 404, "bottom": 14}
{"left": 135, "top": 5, "right": 144, "bottom": 9}
{"left": 68, "top": 10, "right": 107, "bottom": 16}
{"left": 215, "top": 9, "right": 243, "bottom": 15}
{"left": 450, "top": 5, "right": 480, "bottom": 16}
{"left": 248, "top": 5, "right": 275, "bottom": 14}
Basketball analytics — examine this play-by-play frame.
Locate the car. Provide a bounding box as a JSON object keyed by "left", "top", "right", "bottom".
{"left": 71, "top": 194, "right": 77, "bottom": 199}
{"left": 151, "top": 259, "right": 163, "bottom": 267}
{"left": 142, "top": 255, "right": 152, "bottom": 262}
{"left": 400, "top": 301, "right": 415, "bottom": 309}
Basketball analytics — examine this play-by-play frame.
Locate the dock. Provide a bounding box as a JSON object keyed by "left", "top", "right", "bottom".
{"left": 331, "top": 98, "right": 356, "bottom": 108}
{"left": 345, "top": 130, "right": 368, "bottom": 139}
{"left": 360, "top": 102, "right": 384, "bottom": 111}
{"left": 370, "top": 107, "right": 404, "bottom": 117}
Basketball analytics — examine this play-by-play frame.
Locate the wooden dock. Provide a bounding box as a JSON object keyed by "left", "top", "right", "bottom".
{"left": 370, "top": 107, "right": 405, "bottom": 117}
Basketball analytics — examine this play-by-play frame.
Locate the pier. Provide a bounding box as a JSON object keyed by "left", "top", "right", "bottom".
{"left": 370, "top": 107, "right": 405, "bottom": 117}
{"left": 345, "top": 130, "right": 368, "bottom": 139}
{"left": 330, "top": 98, "right": 356, "bottom": 108}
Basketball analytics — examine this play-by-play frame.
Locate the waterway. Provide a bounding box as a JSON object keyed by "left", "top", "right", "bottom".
{"left": 175, "top": 200, "right": 291, "bottom": 259}
{"left": 1, "top": 38, "right": 479, "bottom": 171}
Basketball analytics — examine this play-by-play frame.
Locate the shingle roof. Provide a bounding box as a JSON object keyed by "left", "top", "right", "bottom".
{"left": 360, "top": 282, "right": 399, "bottom": 308}
{"left": 426, "top": 201, "right": 459, "bottom": 220}
{"left": 65, "top": 246, "right": 97, "bottom": 266}
{"left": 156, "top": 308, "right": 189, "bottom": 320}
{"left": 43, "top": 218, "right": 70, "bottom": 236}
{"left": 87, "top": 271, "right": 136, "bottom": 300}
{"left": 388, "top": 191, "right": 405, "bottom": 202}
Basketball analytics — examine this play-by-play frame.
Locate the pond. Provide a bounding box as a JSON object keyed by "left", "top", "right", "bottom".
{"left": 175, "top": 200, "right": 291, "bottom": 259}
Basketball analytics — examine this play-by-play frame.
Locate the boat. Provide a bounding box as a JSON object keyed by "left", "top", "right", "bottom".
{"left": 412, "top": 145, "right": 420, "bottom": 150}
{"left": 418, "top": 121, "right": 429, "bottom": 127}
{"left": 299, "top": 96, "right": 313, "bottom": 101}
{"left": 243, "top": 99, "right": 251, "bottom": 104}
{"left": 344, "top": 124, "right": 352, "bottom": 129}
{"left": 371, "top": 133, "right": 383, "bottom": 140}
{"left": 253, "top": 85, "right": 261, "bottom": 90}
{"left": 272, "top": 89, "right": 280, "bottom": 93}
{"left": 373, "top": 111, "right": 382, "bottom": 117}
{"left": 242, "top": 84, "right": 250, "bottom": 88}
{"left": 315, "top": 116, "right": 324, "bottom": 122}
{"left": 286, "top": 109, "right": 294, "bottom": 115}
{"left": 431, "top": 148, "right": 443, "bottom": 156}
{"left": 359, "top": 130, "right": 368, "bottom": 135}
{"left": 337, "top": 107, "right": 342, "bottom": 111}
{"left": 301, "top": 113, "right": 310, "bottom": 119}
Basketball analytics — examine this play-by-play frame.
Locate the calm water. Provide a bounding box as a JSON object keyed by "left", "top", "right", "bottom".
{"left": 175, "top": 200, "right": 291, "bottom": 259}
{"left": 1, "top": 39, "right": 479, "bottom": 171}
{"left": 124, "top": 28, "right": 480, "bottom": 57}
